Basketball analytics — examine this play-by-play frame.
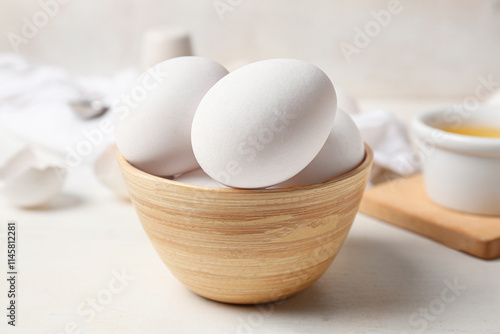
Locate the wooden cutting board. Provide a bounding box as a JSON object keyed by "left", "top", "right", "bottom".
{"left": 359, "top": 174, "right": 500, "bottom": 260}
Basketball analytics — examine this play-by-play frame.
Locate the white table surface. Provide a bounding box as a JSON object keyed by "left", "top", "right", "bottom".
{"left": 1, "top": 98, "right": 499, "bottom": 334}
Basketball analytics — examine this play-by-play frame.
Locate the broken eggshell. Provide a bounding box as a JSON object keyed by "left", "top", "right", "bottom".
{"left": 0, "top": 147, "right": 66, "bottom": 208}
{"left": 93, "top": 143, "right": 130, "bottom": 200}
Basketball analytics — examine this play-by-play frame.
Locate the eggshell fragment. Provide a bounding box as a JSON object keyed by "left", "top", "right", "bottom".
{"left": 0, "top": 147, "right": 66, "bottom": 208}
{"left": 0, "top": 129, "right": 27, "bottom": 169}
{"left": 94, "top": 143, "right": 129, "bottom": 200}
{"left": 115, "top": 56, "right": 229, "bottom": 177}
{"left": 174, "top": 168, "right": 228, "bottom": 188}
{"left": 191, "top": 59, "right": 337, "bottom": 189}
{"left": 0, "top": 146, "right": 36, "bottom": 178}
{"left": 277, "top": 110, "right": 364, "bottom": 187}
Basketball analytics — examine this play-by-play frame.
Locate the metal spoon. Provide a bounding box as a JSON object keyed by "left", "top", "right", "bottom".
{"left": 70, "top": 99, "right": 109, "bottom": 119}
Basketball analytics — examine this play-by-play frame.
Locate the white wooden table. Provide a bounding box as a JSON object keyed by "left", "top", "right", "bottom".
{"left": 1, "top": 98, "right": 499, "bottom": 334}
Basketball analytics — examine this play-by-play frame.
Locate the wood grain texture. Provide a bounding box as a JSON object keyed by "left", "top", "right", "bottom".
{"left": 360, "top": 174, "right": 500, "bottom": 260}
{"left": 118, "top": 144, "right": 373, "bottom": 304}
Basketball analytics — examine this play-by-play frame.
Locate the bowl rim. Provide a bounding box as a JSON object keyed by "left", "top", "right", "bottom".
{"left": 118, "top": 143, "right": 373, "bottom": 193}
{"left": 412, "top": 106, "right": 500, "bottom": 156}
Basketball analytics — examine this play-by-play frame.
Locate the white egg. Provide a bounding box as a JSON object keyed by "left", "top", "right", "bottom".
{"left": 93, "top": 143, "right": 129, "bottom": 200}
{"left": 174, "top": 168, "right": 228, "bottom": 188}
{"left": 0, "top": 147, "right": 66, "bottom": 208}
{"left": 276, "top": 110, "right": 365, "bottom": 187}
{"left": 114, "top": 56, "right": 229, "bottom": 177}
{"left": 191, "top": 59, "right": 337, "bottom": 189}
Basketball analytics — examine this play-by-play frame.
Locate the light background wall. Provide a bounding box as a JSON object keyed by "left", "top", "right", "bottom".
{"left": 0, "top": 0, "right": 499, "bottom": 99}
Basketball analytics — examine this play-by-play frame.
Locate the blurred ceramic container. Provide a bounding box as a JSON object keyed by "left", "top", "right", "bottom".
{"left": 140, "top": 27, "right": 192, "bottom": 70}
{"left": 412, "top": 105, "right": 500, "bottom": 215}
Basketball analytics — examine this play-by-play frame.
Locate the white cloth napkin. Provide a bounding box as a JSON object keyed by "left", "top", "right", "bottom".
{"left": 0, "top": 53, "right": 137, "bottom": 164}
{"left": 351, "top": 110, "right": 418, "bottom": 184}
{"left": 0, "top": 53, "right": 417, "bottom": 183}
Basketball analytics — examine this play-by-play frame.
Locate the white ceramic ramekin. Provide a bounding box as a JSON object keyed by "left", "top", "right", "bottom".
{"left": 412, "top": 105, "right": 500, "bottom": 216}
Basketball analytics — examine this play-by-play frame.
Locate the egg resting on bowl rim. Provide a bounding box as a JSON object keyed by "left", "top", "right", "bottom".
{"left": 114, "top": 56, "right": 229, "bottom": 177}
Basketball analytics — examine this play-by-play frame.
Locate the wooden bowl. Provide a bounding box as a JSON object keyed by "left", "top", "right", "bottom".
{"left": 118, "top": 144, "right": 373, "bottom": 304}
